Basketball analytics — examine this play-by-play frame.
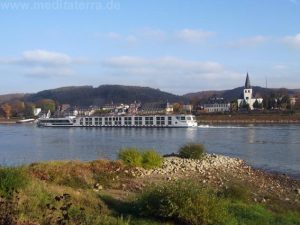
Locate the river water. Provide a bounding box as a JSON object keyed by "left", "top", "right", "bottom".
{"left": 0, "top": 124, "right": 299, "bottom": 177}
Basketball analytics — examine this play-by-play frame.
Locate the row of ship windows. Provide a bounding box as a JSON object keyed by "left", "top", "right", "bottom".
{"left": 80, "top": 121, "right": 173, "bottom": 125}
{"left": 82, "top": 117, "right": 176, "bottom": 122}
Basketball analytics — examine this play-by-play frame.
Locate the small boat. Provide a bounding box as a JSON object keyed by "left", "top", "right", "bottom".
{"left": 16, "top": 119, "right": 36, "bottom": 124}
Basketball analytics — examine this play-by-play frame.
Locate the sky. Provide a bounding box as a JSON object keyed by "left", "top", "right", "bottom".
{"left": 0, "top": 0, "right": 300, "bottom": 95}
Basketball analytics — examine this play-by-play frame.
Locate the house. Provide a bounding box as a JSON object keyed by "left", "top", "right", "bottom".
{"left": 237, "top": 73, "right": 263, "bottom": 110}
{"left": 139, "top": 102, "right": 173, "bottom": 114}
{"left": 203, "top": 98, "right": 230, "bottom": 113}
{"left": 33, "top": 108, "right": 42, "bottom": 116}
{"left": 182, "top": 104, "right": 193, "bottom": 113}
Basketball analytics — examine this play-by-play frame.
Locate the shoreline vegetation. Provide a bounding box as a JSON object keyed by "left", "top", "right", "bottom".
{"left": 1, "top": 145, "right": 300, "bottom": 225}
{"left": 197, "top": 113, "right": 300, "bottom": 124}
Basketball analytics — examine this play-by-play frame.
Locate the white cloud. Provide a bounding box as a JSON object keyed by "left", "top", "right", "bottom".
{"left": 0, "top": 50, "right": 81, "bottom": 78}
{"left": 274, "top": 64, "right": 287, "bottom": 70}
{"left": 102, "top": 56, "right": 148, "bottom": 67}
{"left": 101, "top": 28, "right": 214, "bottom": 45}
{"left": 22, "top": 50, "right": 72, "bottom": 65}
{"left": 289, "top": 0, "right": 298, "bottom": 4}
{"left": 282, "top": 33, "right": 300, "bottom": 49}
{"left": 107, "top": 32, "right": 122, "bottom": 40}
{"left": 101, "top": 56, "right": 242, "bottom": 93}
{"left": 25, "top": 66, "right": 73, "bottom": 78}
{"left": 102, "top": 56, "right": 224, "bottom": 73}
{"left": 139, "top": 28, "right": 167, "bottom": 41}
{"left": 228, "top": 35, "right": 269, "bottom": 48}
{"left": 104, "top": 32, "right": 138, "bottom": 45}
{"left": 0, "top": 50, "right": 78, "bottom": 65}
{"left": 176, "top": 29, "right": 215, "bottom": 42}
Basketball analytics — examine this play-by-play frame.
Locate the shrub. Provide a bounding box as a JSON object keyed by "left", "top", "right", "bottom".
{"left": 221, "top": 184, "right": 252, "bottom": 203}
{"left": 29, "top": 161, "right": 92, "bottom": 189}
{"left": 229, "top": 203, "right": 273, "bottom": 225}
{"left": 178, "top": 143, "right": 206, "bottom": 160}
{"left": 136, "top": 180, "right": 236, "bottom": 225}
{"left": 0, "top": 167, "right": 27, "bottom": 198}
{"left": 142, "top": 150, "right": 163, "bottom": 169}
{"left": 118, "top": 148, "right": 143, "bottom": 167}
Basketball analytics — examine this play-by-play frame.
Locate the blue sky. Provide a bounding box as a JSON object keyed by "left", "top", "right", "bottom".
{"left": 0, "top": 0, "right": 300, "bottom": 95}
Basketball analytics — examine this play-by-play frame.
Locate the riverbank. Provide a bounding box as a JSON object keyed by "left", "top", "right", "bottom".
{"left": 0, "top": 118, "right": 17, "bottom": 124}
{"left": 1, "top": 153, "right": 300, "bottom": 225}
{"left": 197, "top": 113, "right": 300, "bottom": 124}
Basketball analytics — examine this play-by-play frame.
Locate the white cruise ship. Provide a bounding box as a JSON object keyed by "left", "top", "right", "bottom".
{"left": 37, "top": 115, "right": 198, "bottom": 128}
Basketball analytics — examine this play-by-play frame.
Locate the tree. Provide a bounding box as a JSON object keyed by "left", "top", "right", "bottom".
{"left": 0, "top": 103, "right": 12, "bottom": 119}
{"left": 172, "top": 103, "right": 183, "bottom": 114}
{"left": 24, "top": 102, "right": 36, "bottom": 117}
{"left": 11, "top": 100, "right": 25, "bottom": 117}
{"left": 253, "top": 100, "right": 263, "bottom": 109}
{"left": 36, "top": 99, "right": 56, "bottom": 113}
{"left": 230, "top": 100, "right": 238, "bottom": 112}
{"left": 239, "top": 101, "right": 250, "bottom": 111}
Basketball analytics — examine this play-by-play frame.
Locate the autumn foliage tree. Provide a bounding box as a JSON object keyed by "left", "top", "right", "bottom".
{"left": 0, "top": 103, "right": 12, "bottom": 119}
{"left": 11, "top": 100, "right": 25, "bottom": 117}
{"left": 36, "top": 99, "right": 56, "bottom": 113}
{"left": 172, "top": 103, "right": 183, "bottom": 113}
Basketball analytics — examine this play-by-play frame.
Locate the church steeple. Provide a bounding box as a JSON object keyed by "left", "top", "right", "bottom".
{"left": 245, "top": 73, "right": 251, "bottom": 89}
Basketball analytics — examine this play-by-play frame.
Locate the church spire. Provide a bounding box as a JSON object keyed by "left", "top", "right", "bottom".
{"left": 245, "top": 73, "right": 251, "bottom": 89}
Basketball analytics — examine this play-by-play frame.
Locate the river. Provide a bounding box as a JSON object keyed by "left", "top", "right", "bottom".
{"left": 0, "top": 124, "right": 299, "bottom": 177}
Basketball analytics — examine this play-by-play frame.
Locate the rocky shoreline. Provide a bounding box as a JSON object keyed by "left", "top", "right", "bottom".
{"left": 1, "top": 152, "right": 300, "bottom": 224}
{"left": 128, "top": 154, "right": 300, "bottom": 204}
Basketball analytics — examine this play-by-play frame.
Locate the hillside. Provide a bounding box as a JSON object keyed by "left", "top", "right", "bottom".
{"left": 24, "top": 85, "right": 186, "bottom": 107}
{"left": 1, "top": 85, "right": 299, "bottom": 107}
{"left": 184, "top": 86, "right": 300, "bottom": 102}
{"left": 0, "top": 93, "right": 25, "bottom": 104}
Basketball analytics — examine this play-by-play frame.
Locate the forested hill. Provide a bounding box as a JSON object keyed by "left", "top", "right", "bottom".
{"left": 24, "top": 85, "right": 186, "bottom": 106}
{"left": 1, "top": 85, "right": 299, "bottom": 107}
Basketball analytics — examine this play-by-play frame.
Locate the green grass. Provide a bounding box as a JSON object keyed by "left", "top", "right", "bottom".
{"left": 136, "top": 180, "right": 234, "bottom": 225}
{"left": 178, "top": 143, "right": 206, "bottom": 160}
{"left": 135, "top": 180, "right": 300, "bottom": 225}
{"left": 142, "top": 150, "right": 163, "bottom": 169}
{"left": 118, "top": 148, "right": 143, "bottom": 167}
{"left": 118, "top": 148, "right": 163, "bottom": 169}
{"left": 221, "top": 183, "right": 252, "bottom": 203}
{"left": 0, "top": 167, "right": 28, "bottom": 198}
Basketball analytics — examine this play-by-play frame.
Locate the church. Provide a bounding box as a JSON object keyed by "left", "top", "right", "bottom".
{"left": 237, "top": 73, "right": 263, "bottom": 110}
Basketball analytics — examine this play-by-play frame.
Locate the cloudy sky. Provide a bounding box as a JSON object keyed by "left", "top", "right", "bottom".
{"left": 0, "top": 0, "right": 300, "bottom": 95}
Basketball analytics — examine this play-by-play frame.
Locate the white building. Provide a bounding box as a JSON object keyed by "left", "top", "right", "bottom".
{"left": 33, "top": 108, "right": 42, "bottom": 116}
{"left": 238, "top": 73, "right": 263, "bottom": 110}
{"left": 203, "top": 103, "right": 231, "bottom": 113}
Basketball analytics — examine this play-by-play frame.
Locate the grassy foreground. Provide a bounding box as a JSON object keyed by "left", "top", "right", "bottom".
{"left": 1, "top": 147, "right": 300, "bottom": 225}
